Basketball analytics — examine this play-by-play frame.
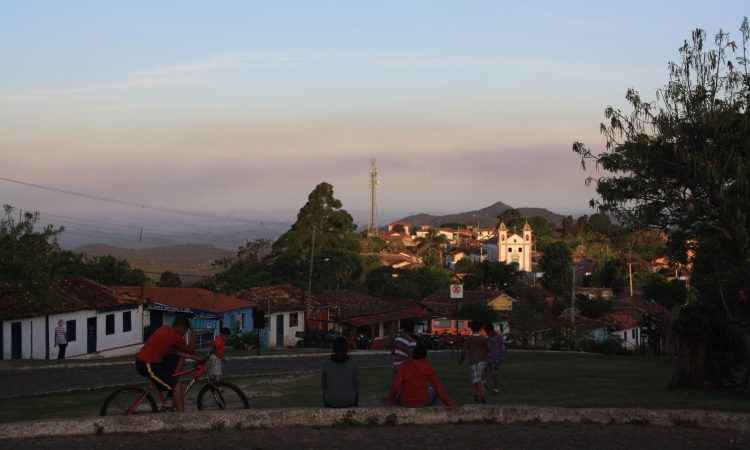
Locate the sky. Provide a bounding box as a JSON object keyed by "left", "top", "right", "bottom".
{"left": 1, "top": 1, "right": 747, "bottom": 228}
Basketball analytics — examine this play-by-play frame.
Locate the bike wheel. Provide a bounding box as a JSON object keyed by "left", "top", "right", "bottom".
{"left": 100, "top": 386, "right": 158, "bottom": 416}
{"left": 196, "top": 381, "right": 249, "bottom": 410}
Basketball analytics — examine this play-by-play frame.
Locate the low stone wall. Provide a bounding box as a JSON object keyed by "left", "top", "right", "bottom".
{"left": 1, "top": 405, "right": 749, "bottom": 440}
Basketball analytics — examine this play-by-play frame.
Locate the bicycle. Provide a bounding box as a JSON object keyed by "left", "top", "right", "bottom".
{"left": 100, "top": 354, "right": 249, "bottom": 416}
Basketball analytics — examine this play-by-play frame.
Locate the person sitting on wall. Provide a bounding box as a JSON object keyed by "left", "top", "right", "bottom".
{"left": 321, "top": 336, "right": 359, "bottom": 408}
{"left": 388, "top": 344, "right": 456, "bottom": 408}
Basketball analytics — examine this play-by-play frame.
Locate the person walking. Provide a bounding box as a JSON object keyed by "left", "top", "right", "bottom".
{"left": 321, "top": 336, "right": 359, "bottom": 408}
{"left": 460, "top": 321, "right": 489, "bottom": 403}
{"left": 55, "top": 320, "right": 68, "bottom": 360}
{"left": 484, "top": 324, "right": 506, "bottom": 394}
{"left": 391, "top": 325, "right": 417, "bottom": 375}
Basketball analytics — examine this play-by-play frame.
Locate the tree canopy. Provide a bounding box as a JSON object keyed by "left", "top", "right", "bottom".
{"left": 539, "top": 242, "right": 573, "bottom": 297}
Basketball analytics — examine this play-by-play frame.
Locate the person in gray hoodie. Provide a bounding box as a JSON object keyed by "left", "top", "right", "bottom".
{"left": 321, "top": 336, "right": 359, "bottom": 408}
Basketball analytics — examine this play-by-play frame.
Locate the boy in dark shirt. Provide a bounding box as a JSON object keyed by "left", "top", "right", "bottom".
{"left": 460, "top": 321, "right": 488, "bottom": 403}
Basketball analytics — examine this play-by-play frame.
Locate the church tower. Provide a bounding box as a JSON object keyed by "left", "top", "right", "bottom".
{"left": 522, "top": 220, "right": 533, "bottom": 272}
{"left": 498, "top": 222, "right": 508, "bottom": 263}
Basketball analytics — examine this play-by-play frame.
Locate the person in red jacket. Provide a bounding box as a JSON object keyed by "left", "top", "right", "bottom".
{"left": 136, "top": 316, "right": 194, "bottom": 412}
{"left": 388, "top": 344, "right": 456, "bottom": 408}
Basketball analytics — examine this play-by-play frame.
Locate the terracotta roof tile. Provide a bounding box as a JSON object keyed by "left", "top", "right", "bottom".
{"left": 114, "top": 286, "right": 251, "bottom": 314}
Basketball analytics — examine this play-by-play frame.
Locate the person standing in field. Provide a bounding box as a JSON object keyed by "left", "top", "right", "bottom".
{"left": 484, "top": 324, "right": 506, "bottom": 394}
{"left": 55, "top": 320, "right": 68, "bottom": 360}
{"left": 460, "top": 321, "right": 489, "bottom": 403}
{"left": 391, "top": 325, "right": 417, "bottom": 375}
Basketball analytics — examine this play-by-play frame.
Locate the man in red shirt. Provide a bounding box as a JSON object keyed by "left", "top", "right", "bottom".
{"left": 136, "top": 316, "right": 193, "bottom": 412}
{"left": 388, "top": 344, "right": 456, "bottom": 408}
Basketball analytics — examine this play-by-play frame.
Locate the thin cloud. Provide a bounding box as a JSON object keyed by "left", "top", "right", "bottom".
{"left": 3, "top": 53, "right": 303, "bottom": 101}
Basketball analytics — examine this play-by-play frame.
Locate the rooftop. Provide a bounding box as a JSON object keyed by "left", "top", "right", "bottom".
{"left": 2, "top": 277, "right": 142, "bottom": 321}
{"left": 114, "top": 286, "right": 251, "bottom": 315}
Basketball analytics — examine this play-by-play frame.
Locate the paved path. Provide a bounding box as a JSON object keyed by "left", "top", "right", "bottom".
{"left": 0, "top": 351, "right": 458, "bottom": 399}
{"left": 1, "top": 423, "right": 743, "bottom": 450}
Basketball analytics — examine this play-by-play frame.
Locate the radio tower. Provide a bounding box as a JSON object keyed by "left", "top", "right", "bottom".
{"left": 368, "top": 159, "right": 379, "bottom": 236}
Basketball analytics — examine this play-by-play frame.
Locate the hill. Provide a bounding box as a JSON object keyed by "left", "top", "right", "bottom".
{"left": 74, "top": 244, "right": 234, "bottom": 282}
{"left": 395, "top": 201, "right": 564, "bottom": 228}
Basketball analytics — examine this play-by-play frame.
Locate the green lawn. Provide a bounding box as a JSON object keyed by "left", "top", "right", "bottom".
{"left": 2, "top": 352, "right": 748, "bottom": 424}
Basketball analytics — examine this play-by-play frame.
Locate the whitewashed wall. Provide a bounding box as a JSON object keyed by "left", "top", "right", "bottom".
{"left": 2, "top": 306, "right": 144, "bottom": 360}
{"left": 268, "top": 310, "right": 305, "bottom": 347}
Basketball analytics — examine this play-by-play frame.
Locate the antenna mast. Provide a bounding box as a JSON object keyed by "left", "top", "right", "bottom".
{"left": 368, "top": 159, "right": 379, "bottom": 236}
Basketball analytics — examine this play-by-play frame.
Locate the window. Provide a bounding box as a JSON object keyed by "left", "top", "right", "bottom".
{"left": 105, "top": 314, "right": 115, "bottom": 335}
{"left": 508, "top": 248, "right": 513, "bottom": 253}
{"left": 289, "top": 312, "right": 299, "bottom": 327}
{"left": 456, "top": 320, "right": 464, "bottom": 329}
{"left": 66, "top": 320, "right": 76, "bottom": 342}
{"left": 518, "top": 247, "right": 522, "bottom": 252}
{"left": 632, "top": 329, "right": 636, "bottom": 339}
{"left": 434, "top": 319, "right": 451, "bottom": 328}
{"left": 122, "top": 311, "right": 132, "bottom": 333}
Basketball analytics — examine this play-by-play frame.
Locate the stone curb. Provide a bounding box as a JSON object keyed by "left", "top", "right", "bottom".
{"left": 1, "top": 406, "right": 747, "bottom": 440}
{"left": 0, "top": 349, "right": 594, "bottom": 372}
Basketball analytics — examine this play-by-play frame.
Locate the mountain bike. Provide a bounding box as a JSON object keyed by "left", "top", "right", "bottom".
{"left": 100, "top": 355, "right": 249, "bottom": 416}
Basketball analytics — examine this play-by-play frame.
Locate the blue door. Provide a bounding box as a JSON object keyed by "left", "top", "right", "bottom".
{"left": 276, "top": 315, "right": 284, "bottom": 348}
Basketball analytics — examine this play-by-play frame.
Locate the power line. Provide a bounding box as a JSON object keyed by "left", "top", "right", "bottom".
{"left": 0, "top": 176, "right": 260, "bottom": 225}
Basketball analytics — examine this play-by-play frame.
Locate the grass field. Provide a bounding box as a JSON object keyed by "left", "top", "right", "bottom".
{"left": 2, "top": 352, "right": 748, "bottom": 424}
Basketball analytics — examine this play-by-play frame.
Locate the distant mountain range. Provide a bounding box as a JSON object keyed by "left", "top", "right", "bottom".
{"left": 75, "top": 244, "right": 234, "bottom": 282}
{"left": 394, "top": 201, "right": 565, "bottom": 228}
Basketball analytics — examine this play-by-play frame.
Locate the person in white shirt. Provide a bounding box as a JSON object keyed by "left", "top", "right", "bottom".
{"left": 55, "top": 320, "right": 68, "bottom": 360}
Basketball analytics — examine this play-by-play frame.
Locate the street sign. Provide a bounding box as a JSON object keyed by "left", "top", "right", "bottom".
{"left": 450, "top": 284, "right": 464, "bottom": 299}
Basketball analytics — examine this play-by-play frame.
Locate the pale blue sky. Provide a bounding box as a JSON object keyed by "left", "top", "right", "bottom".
{"left": 1, "top": 1, "right": 747, "bottom": 222}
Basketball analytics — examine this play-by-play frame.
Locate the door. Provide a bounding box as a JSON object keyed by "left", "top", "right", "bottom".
{"left": 86, "top": 317, "right": 97, "bottom": 353}
{"left": 276, "top": 314, "right": 285, "bottom": 348}
{"left": 10, "top": 322, "right": 22, "bottom": 359}
{"left": 146, "top": 310, "right": 164, "bottom": 340}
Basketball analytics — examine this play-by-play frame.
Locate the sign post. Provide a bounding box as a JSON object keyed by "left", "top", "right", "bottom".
{"left": 450, "top": 284, "right": 464, "bottom": 299}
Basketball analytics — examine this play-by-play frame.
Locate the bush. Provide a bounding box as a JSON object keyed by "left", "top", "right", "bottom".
{"left": 580, "top": 336, "right": 628, "bottom": 355}
{"left": 226, "top": 330, "right": 260, "bottom": 350}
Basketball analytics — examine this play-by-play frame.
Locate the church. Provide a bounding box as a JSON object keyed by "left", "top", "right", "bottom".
{"left": 498, "top": 221, "right": 533, "bottom": 272}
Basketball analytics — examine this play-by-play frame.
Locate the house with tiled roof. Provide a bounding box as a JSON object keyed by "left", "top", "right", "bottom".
{"left": 422, "top": 289, "right": 515, "bottom": 335}
{"left": 315, "top": 290, "right": 428, "bottom": 348}
{"left": 114, "top": 286, "right": 255, "bottom": 346}
{"left": 236, "top": 285, "right": 311, "bottom": 348}
{"left": 1, "top": 277, "right": 146, "bottom": 360}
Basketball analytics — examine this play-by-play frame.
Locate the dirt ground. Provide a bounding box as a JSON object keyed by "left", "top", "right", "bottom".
{"left": 2, "top": 423, "right": 745, "bottom": 450}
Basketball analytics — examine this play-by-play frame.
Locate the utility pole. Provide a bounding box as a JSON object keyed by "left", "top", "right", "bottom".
{"left": 571, "top": 265, "right": 576, "bottom": 327}
{"left": 628, "top": 248, "right": 634, "bottom": 298}
{"left": 138, "top": 227, "right": 144, "bottom": 243}
{"left": 368, "top": 159, "right": 378, "bottom": 236}
{"left": 307, "top": 225, "right": 317, "bottom": 304}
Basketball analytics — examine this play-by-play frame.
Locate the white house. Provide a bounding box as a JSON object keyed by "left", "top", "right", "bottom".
{"left": 612, "top": 327, "right": 643, "bottom": 350}
{"left": 267, "top": 310, "right": 305, "bottom": 348}
{"left": 238, "top": 285, "right": 310, "bottom": 348}
{"left": 1, "top": 278, "right": 145, "bottom": 360}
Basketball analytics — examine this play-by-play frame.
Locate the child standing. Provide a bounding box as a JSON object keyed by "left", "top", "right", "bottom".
{"left": 460, "top": 321, "right": 489, "bottom": 403}
{"left": 209, "top": 327, "right": 230, "bottom": 380}
{"left": 484, "top": 324, "right": 506, "bottom": 394}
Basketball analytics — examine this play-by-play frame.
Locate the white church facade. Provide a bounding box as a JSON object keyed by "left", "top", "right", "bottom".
{"left": 498, "top": 222, "right": 533, "bottom": 272}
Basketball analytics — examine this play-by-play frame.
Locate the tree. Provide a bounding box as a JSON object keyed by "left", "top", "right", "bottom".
{"left": 498, "top": 208, "right": 524, "bottom": 231}
{"left": 0, "top": 206, "right": 66, "bottom": 305}
{"left": 271, "top": 182, "right": 362, "bottom": 292}
{"left": 539, "top": 242, "right": 573, "bottom": 297}
{"left": 561, "top": 215, "right": 576, "bottom": 237}
{"left": 157, "top": 271, "right": 182, "bottom": 288}
{"left": 365, "top": 266, "right": 450, "bottom": 300}
{"left": 642, "top": 274, "right": 687, "bottom": 310}
{"left": 74, "top": 254, "right": 147, "bottom": 286}
{"left": 415, "top": 229, "right": 448, "bottom": 268}
{"left": 463, "top": 261, "right": 519, "bottom": 291}
{"left": 572, "top": 20, "right": 750, "bottom": 387}
{"left": 456, "top": 302, "right": 500, "bottom": 327}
